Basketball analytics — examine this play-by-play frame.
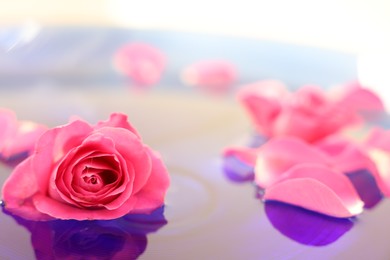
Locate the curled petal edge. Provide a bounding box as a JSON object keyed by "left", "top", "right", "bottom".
{"left": 263, "top": 164, "right": 364, "bottom": 218}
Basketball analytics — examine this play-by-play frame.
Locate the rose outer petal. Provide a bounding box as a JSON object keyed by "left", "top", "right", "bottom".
{"left": 95, "top": 113, "right": 141, "bottom": 139}
{"left": 130, "top": 148, "right": 170, "bottom": 214}
{"left": 2, "top": 158, "right": 52, "bottom": 220}
{"left": 263, "top": 164, "right": 364, "bottom": 218}
{"left": 255, "top": 137, "right": 330, "bottom": 188}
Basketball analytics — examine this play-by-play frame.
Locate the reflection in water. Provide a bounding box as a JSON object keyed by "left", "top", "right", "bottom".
{"left": 4, "top": 206, "right": 167, "bottom": 260}
{"left": 222, "top": 156, "right": 254, "bottom": 183}
{"left": 265, "top": 201, "right": 354, "bottom": 246}
{"left": 346, "top": 169, "right": 383, "bottom": 209}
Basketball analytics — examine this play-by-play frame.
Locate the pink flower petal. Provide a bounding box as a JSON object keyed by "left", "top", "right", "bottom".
{"left": 113, "top": 42, "right": 165, "bottom": 87}
{"left": 337, "top": 81, "right": 385, "bottom": 113}
{"left": 0, "top": 109, "right": 47, "bottom": 165}
{"left": 263, "top": 164, "right": 364, "bottom": 218}
{"left": 33, "top": 120, "right": 93, "bottom": 195}
{"left": 254, "top": 137, "right": 330, "bottom": 188}
{"left": 131, "top": 149, "right": 170, "bottom": 214}
{"left": 236, "top": 80, "right": 371, "bottom": 142}
{"left": 2, "top": 158, "right": 52, "bottom": 220}
{"left": 237, "top": 80, "right": 287, "bottom": 136}
{"left": 365, "top": 127, "right": 390, "bottom": 152}
{"left": 33, "top": 193, "right": 138, "bottom": 220}
{"left": 95, "top": 113, "right": 141, "bottom": 139}
{"left": 96, "top": 127, "right": 152, "bottom": 194}
{"left": 181, "top": 60, "right": 237, "bottom": 94}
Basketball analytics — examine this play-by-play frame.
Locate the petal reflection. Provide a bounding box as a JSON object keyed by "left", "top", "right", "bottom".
{"left": 346, "top": 169, "right": 383, "bottom": 209}
{"left": 4, "top": 206, "right": 167, "bottom": 260}
{"left": 265, "top": 201, "right": 354, "bottom": 246}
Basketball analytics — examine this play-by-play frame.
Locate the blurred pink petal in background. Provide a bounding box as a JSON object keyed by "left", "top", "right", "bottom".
{"left": 0, "top": 109, "right": 47, "bottom": 166}
{"left": 181, "top": 60, "right": 237, "bottom": 95}
{"left": 237, "top": 80, "right": 384, "bottom": 142}
{"left": 113, "top": 42, "right": 166, "bottom": 87}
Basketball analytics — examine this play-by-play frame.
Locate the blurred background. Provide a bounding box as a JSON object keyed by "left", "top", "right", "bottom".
{"left": 0, "top": 0, "right": 388, "bottom": 97}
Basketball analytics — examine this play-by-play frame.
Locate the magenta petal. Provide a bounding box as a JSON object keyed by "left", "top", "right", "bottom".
{"left": 263, "top": 164, "right": 364, "bottom": 218}
{"left": 254, "top": 137, "right": 330, "bottom": 188}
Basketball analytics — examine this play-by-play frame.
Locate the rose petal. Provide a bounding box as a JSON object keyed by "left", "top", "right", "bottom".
{"left": 365, "top": 127, "right": 390, "bottom": 152}
{"left": 131, "top": 149, "right": 170, "bottom": 214}
{"left": 337, "top": 81, "right": 385, "bottom": 113}
{"left": 254, "top": 137, "right": 330, "bottom": 188}
{"left": 2, "top": 158, "right": 52, "bottom": 220}
{"left": 95, "top": 113, "right": 141, "bottom": 139}
{"left": 33, "top": 120, "right": 93, "bottom": 195}
{"left": 263, "top": 164, "right": 364, "bottom": 218}
{"left": 96, "top": 127, "right": 152, "bottom": 194}
{"left": 113, "top": 42, "right": 165, "bottom": 86}
{"left": 237, "top": 81, "right": 286, "bottom": 136}
{"left": 32, "top": 194, "right": 138, "bottom": 220}
{"left": 181, "top": 60, "right": 237, "bottom": 94}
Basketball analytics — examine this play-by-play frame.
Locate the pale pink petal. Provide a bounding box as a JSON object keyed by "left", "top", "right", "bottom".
{"left": 337, "top": 81, "right": 385, "bottom": 113}
{"left": 131, "top": 149, "right": 170, "bottom": 214}
{"left": 365, "top": 127, "right": 390, "bottom": 152}
{"left": 113, "top": 42, "right": 165, "bottom": 86}
{"left": 263, "top": 164, "right": 364, "bottom": 218}
{"left": 181, "top": 60, "right": 237, "bottom": 94}
{"left": 237, "top": 80, "right": 288, "bottom": 136}
{"left": 1, "top": 120, "right": 47, "bottom": 158}
{"left": 316, "top": 136, "right": 379, "bottom": 175}
{"left": 254, "top": 137, "right": 330, "bottom": 188}
{"left": 0, "top": 109, "right": 17, "bottom": 146}
{"left": 94, "top": 112, "right": 141, "bottom": 139}
{"left": 2, "top": 158, "right": 52, "bottom": 221}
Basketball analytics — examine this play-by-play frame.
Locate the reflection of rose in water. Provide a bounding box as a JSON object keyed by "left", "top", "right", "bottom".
{"left": 4, "top": 206, "right": 167, "bottom": 259}
{"left": 265, "top": 201, "right": 354, "bottom": 246}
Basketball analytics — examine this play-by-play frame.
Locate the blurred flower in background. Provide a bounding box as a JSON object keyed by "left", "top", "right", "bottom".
{"left": 181, "top": 60, "right": 237, "bottom": 95}
{"left": 113, "top": 42, "right": 166, "bottom": 89}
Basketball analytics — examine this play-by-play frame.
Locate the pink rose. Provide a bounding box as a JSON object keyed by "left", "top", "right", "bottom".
{"left": 2, "top": 113, "right": 170, "bottom": 221}
{"left": 0, "top": 108, "right": 47, "bottom": 166}
{"left": 181, "top": 60, "right": 237, "bottom": 95}
{"left": 237, "top": 80, "right": 384, "bottom": 142}
{"left": 113, "top": 43, "right": 166, "bottom": 87}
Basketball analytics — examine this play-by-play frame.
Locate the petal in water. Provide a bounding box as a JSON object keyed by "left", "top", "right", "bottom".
{"left": 265, "top": 201, "right": 354, "bottom": 246}
{"left": 254, "top": 137, "right": 330, "bottom": 188}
